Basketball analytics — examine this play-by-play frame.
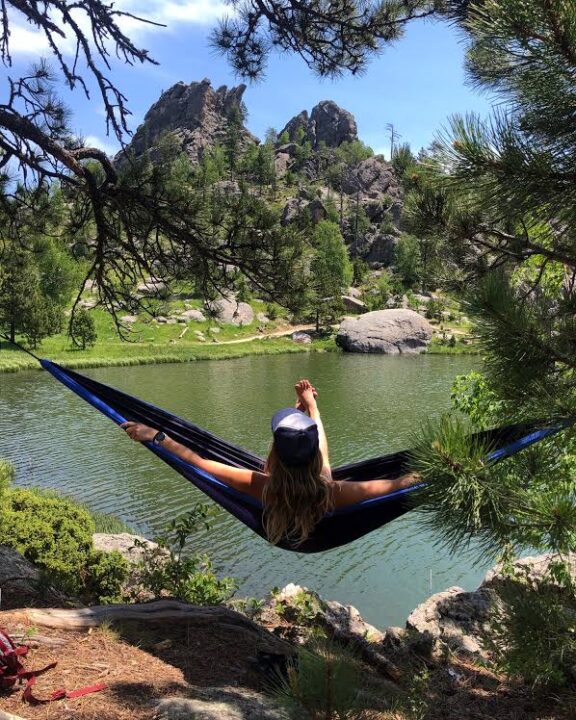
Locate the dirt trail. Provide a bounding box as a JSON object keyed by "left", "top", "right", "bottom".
{"left": 202, "top": 323, "right": 317, "bottom": 345}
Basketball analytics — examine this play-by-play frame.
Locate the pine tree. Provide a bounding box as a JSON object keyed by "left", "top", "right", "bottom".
{"left": 403, "top": 1, "right": 576, "bottom": 684}
{"left": 309, "top": 221, "right": 352, "bottom": 331}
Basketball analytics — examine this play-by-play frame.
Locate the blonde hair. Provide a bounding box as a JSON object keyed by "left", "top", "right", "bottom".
{"left": 262, "top": 444, "right": 333, "bottom": 546}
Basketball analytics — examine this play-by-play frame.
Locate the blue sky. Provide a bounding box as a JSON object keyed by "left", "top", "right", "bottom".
{"left": 2, "top": 2, "right": 495, "bottom": 158}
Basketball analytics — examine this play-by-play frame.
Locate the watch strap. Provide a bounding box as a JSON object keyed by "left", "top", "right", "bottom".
{"left": 152, "top": 431, "right": 166, "bottom": 445}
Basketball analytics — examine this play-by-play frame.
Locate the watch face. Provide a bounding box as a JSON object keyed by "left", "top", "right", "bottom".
{"left": 155, "top": 431, "right": 166, "bottom": 444}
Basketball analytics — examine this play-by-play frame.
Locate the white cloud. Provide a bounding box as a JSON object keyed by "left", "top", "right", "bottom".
{"left": 113, "top": 0, "right": 231, "bottom": 33}
{"left": 6, "top": 1, "right": 231, "bottom": 58}
{"left": 372, "top": 145, "right": 390, "bottom": 160}
{"left": 7, "top": 24, "right": 51, "bottom": 55}
{"left": 83, "top": 135, "right": 120, "bottom": 157}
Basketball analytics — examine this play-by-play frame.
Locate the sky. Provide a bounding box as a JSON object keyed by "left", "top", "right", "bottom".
{"left": 1, "top": 1, "right": 496, "bottom": 159}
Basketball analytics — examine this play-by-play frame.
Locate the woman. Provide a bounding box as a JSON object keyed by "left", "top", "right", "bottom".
{"left": 121, "top": 379, "right": 419, "bottom": 546}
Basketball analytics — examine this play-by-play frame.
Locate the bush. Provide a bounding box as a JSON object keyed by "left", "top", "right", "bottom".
{"left": 132, "top": 505, "right": 237, "bottom": 605}
{"left": 0, "top": 459, "right": 14, "bottom": 501}
{"left": 425, "top": 297, "right": 447, "bottom": 321}
{"left": 84, "top": 549, "right": 130, "bottom": 604}
{"left": 0, "top": 484, "right": 129, "bottom": 602}
{"left": 0, "top": 487, "right": 95, "bottom": 593}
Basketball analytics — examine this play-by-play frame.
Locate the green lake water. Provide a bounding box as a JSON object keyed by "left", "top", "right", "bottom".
{"left": 0, "top": 352, "right": 486, "bottom": 628}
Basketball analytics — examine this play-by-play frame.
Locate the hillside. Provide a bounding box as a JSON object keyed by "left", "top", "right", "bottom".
{"left": 116, "top": 78, "right": 404, "bottom": 269}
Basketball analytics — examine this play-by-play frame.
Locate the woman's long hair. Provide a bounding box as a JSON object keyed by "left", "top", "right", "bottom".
{"left": 262, "top": 444, "right": 333, "bottom": 546}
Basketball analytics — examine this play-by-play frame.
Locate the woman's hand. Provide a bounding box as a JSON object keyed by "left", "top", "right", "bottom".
{"left": 121, "top": 421, "right": 158, "bottom": 443}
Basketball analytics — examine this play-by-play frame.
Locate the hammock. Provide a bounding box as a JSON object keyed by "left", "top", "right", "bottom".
{"left": 40, "top": 359, "right": 576, "bottom": 553}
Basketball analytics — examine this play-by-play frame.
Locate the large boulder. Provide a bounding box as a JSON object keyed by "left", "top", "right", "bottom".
{"left": 336, "top": 309, "right": 433, "bottom": 354}
{"left": 404, "top": 552, "right": 576, "bottom": 660}
{"left": 206, "top": 297, "right": 254, "bottom": 326}
{"left": 281, "top": 197, "right": 328, "bottom": 226}
{"left": 117, "top": 79, "right": 258, "bottom": 165}
{"left": 406, "top": 586, "right": 492, "bottom": 657}
{"left": 156, "top": 688, "right": 288, "bottom": 720}
{"left": 92, "top": 533, "right": 162, "bottom": 564}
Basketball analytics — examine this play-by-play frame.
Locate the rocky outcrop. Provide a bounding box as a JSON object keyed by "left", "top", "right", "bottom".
{"left": 92, "top": 533, "right": 161, "bottom": 564}
{"left": 406, "top": 586, "right": 493, "bottom": 657}
{"left": 342, "top": 155, "right": 399, "bottom": 199}
{"left": 404, "top": 553, "right": 576, "bottom": 660}
{"left": 279, "top": 110, "right": 309, "bottom": 144}
{"left": 0, "top": 546, "right": 65, "bottom": 607}
{"left": 349, "top": 231, "right": 398, "bottom": 266}
{"left": 281, "top": 196, "right": 328, "bottom": 226}
{"left": 279, "top": 101, "right": 357, "bottom": 149}
{"left": 118, "top": 79, "right": 258, "bottom": 165}
{"left": 339, "top": 157, "right": 403, "bottom": 264}
{"left": 337, "top": 309, "right": 433, "bottom": 354}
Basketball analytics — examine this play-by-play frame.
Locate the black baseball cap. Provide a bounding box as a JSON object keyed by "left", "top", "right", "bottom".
{"left": 271, "top": 408, "right": 320, "bottom": 466}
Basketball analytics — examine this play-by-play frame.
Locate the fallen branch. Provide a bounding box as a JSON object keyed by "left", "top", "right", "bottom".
{"left": 24, "top": 600, "right": 292, "bottom": 652}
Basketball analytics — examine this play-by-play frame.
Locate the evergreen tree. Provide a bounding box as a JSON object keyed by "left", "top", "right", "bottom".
{"left": 0, "top": 190, "right": 75, "bottom": 347}
{"left": 224, "top": 103, "right": 247, "bottom": 176}
{"left": 0, "top": 244, "right": 66, "bottom": 347}
{"left": 404, "top": 1, "right": 576, "bottom": 684}
{"left": 69, "top": 308, "right": 97, "bottom": 350}
{"left": 309, "top": 221, "right": 352, "bottom": 330}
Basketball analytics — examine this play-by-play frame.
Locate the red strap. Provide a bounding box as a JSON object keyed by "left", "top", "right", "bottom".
{"left": 22, "top": 675, "right": 107, "bottom": 705}
{"left": 65, "top": 683, "right": 108, "bottom": 699}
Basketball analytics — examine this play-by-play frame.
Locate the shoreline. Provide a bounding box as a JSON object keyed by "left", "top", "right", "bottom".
{"left": 0, "top": 337, "right": 335, "bottom": 373}
{"left": 0, "top": 336, "right": 478, "bottom": 374}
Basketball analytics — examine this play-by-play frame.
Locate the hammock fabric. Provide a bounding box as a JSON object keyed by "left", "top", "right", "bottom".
{"left": 42, "top": 359, "right": 575, "bottom": 554}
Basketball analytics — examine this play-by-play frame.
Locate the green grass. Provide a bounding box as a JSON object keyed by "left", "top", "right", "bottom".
{"left": 427, "top": 337, "right": 480, "bottom": 355}
{"left": 0, "top": 308, "right": 336, "bottom": 373}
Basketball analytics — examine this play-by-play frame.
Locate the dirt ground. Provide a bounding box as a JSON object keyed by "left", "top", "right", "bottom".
{"left": 0, "top": 611, "right": 269, "bottom": 720}
{"left": 1, "top": 608, "right": 574, "bottom": 720}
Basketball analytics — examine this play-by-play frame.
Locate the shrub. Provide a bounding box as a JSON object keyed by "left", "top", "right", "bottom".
{"left": 0, "top": 485, "right": 129, "bottom": 602}
{"left": 84, "top": 549, "right": 130, "bottom": 604}
{"left": 0, "top": 459, "right": 14, "bottom": 503}
{"left": 425, "top": 297, "right": 447, "bottom": 321}
{"left": 133, "top": 505, "right": 237, "bottom": 605}
{"left": 0, "top": 488, "right": 94, "bottom": 594}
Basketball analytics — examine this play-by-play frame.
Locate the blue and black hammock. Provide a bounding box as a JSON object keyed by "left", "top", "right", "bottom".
{"left": 38, "top": 359, "right": 576, "bottom": 554}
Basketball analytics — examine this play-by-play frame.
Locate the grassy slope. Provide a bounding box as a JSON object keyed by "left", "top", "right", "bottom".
{"left": 0, "top": 296, "right": 478, "bottom": 373}
{"left": 0, "top": 308, "right": 334, "bottom": 372}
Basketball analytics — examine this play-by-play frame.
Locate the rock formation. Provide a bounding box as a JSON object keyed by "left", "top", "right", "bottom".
{"left": 336, "top": 309, "right": 433, "bottom": 354}
{"left": 349, "top": 232, "right": 398, "bottom": 266}
{"left": 279, "top": 100, "right": 358, "bottom": 149}
{"left": 206, "top": 296, "right": 254, "bottom": 326}
{"left": 118, "top": 79, "right": 258, "bottom": 164}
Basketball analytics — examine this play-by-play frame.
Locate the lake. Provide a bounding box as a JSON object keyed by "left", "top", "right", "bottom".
{"left": 0, "top": 352, "right": 485, "bottom": 628}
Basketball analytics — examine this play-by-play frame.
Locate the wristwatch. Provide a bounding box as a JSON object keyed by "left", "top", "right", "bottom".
{"left": 152, "top": 431, "right": 166, "bottom": 445}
